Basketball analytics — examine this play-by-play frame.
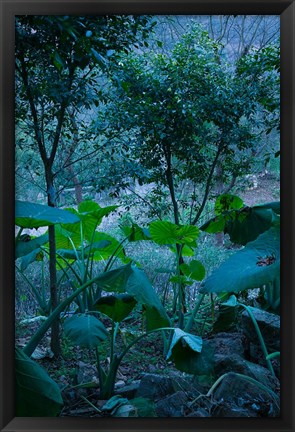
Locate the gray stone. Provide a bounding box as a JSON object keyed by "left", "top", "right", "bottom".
{"left": 212, "top": 372, "right": 280, "bottom": 417}
{"left": 155, "top": 391, "right": 189, "bottom": 417}
{"left": 241, "top": 307, "right": 280, "bottom": 351}
{"left": 136, "top": 373, "right": 174, "bottom": 401}
{"left": 212, "top": 402, "right": 258, "bottom": 417}
{"left": 114, "top": 381, "right": 141, "bottom": 399}
{"left": 76, "top": 361, "right": 99, "bottom": 386}
{"left": 207, "top": 332, "right": 247, "bottom": 359}
{"left": 214, "top": 353, "right": 279, "bottom": 391}
{"left": 187, "top": 408, "right": 210, "bottom": 417}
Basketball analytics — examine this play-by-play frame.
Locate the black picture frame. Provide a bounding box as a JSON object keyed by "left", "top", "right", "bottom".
{"left": 1, "top": 1, "right": 294, "bottom": 431}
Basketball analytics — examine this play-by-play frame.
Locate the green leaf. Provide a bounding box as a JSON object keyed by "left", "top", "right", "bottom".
{"left": 126, "top": 266, "right": 170, "bottom": 330}
{"left": 15, "top": 233, "right": 49, "bottom": 259}
{"left": 62, "top": 201, "right": 117, "bottom": 241}
{"left": 15, "top": 347, "right": 63, "bottom": 416}
{"left": 201, "top": 202, "right": 280, "bottom": 245}
{"left": 213, "top": 295, "right": 239, "bottom": 332}
{"left": 20, "top": 249, "right": 44, "bottom": 271}
{"left": 166, "top": 329, "right": 208, "bottom": 374}
{"left": 215, "top": 194, "right": 244, "bottom": 215}
{"left": 180, "top": 260, "right": 206, "bottom": 281}
{"left": 15, "top": 201, "right": 80, "bottom": 228}
{"left": 149, "top": 221, "right": 199, "bottom": 246}
{"left": 96, "top": 263, "right": 133, "bottom": 293}
{"left": 200, "top": 226, "right": 280, "bottom": 294}
{"left": 92, "top": 232, "right": 126, "bottom": 261}
{"left": 56, "top": 240, "right": 111, "bottom": 261}
{"left": 224, "top": 207, "right": 277, "bottom": 245}
{"left": 51, "top": 51, "right": 66, "bottom": 71}
{"left": 63, "top": 314, "right": 108, "bottom": 349}
{"left": 94, "top": 294, "right": 137, "bottom": 323}
{"left": 121, "top": 223, "right": 151, "bottom": 241}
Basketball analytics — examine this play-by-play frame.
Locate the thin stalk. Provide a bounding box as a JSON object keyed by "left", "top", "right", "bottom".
{"left": 238, "top": 303, "right": 275, "bottom": 376}
{"left": 266, "top": 352, "right": 280, "bottom": 360}
{"left": 80, "top": 396, "right": 102, "bottom": 414}
{"left": 15, "top": 265, "right": 45, "bottom": 308}
{"left": 95, "top": 347, "right": 106, "bottom": 395}
{"left": 184, "top": 294, "right": 206, "bottom": 333}
{"left": 110, "top": 321, "right": 119, "bottom": 364}
{"left": 104, "top": 237, "right": 128, "bottom": 273}
{"left": 190, "top": 372, "right": 279, "bottom": 410}
{"left": 24, "top": 274, "right": 110, "bottom": 357}
{"left": 42, "top": 247, "right": 83, "bottom": 285}
{"left": 15, "top": 227, "right": 24, "bottom": 242}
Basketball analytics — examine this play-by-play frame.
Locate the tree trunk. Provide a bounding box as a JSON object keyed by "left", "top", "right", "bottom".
{"left": 46, "top": 170, "right": 60, "bottom": 357}
{"left": 164, "top": 146, "right": 186, "bottom": 325}
{"left": 215, "top": 161, "right": 225, "bottom": 247}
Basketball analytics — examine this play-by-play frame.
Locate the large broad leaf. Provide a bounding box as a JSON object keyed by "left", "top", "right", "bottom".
{"left": 92, "top": 232, "right": 126, "bottom": 261}
{"left": 166, "top": 330, "right": 215, "bottom": 376}
{"left": 214, "top": 194, "right": 244, "bottom": 214}
{"left": 15, "top": 201, "right": 79, "bottom": 228}
{"left": 201, "top": 201, "right": 280, "bottom": 245}
{"left": 63, "top": 314, "right": 108, "bottom": 349}
{"left": 149, "top": 221, "right": 199, "bottom": 246}
{"left": 15, "top": 347, "right": 63, "bottom": 416}
{"left": 213, "top": 295, "right": 239, "bottom": 332}
{"left": 61, "top": 201, "right": 118, "bottom": 241}
{"left": 94, "top": 294, "right": 137, "bottom": 323}
{"left": 200, "top": 225, "right": 280, "bottom": 294}
{"left": 180, "top": 259, "right": 206, "bottom": 281}
{"left": 126, "top": 266, "right": 170, "bottom": 330}
{"left": 20, "top": 249, "right": 44, "bottom": 271}
{"left": 166, "top": 329, "right": 206, "bottom": 374}
{"left": 56, "top": 241, "right": 111, "bottom": 261}
{"left": 224, "top": 207, "right": 277, "bottom": 245}
{"left": 121, "top": 223, "right": 151, "bottom": 241}
{"left": 15, "top": 233, "right": 49, "bottom": 259}
{"left": 95, "top": 263, "right": 133, "bottom": 293}
{"left": 264, "top": 274, "right": 280, "bottom": 313}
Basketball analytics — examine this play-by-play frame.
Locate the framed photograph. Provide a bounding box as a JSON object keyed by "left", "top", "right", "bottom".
{"left": 1, "top": 0, "right": 294, "bottom": 431}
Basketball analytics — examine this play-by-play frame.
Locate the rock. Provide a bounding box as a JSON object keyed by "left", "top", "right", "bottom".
{"left": 212, "top": 402, "right": 258, "bottom": 417}
{"left": 241, "top": 307, "right": 280, "bottom": 351}
{"left": 248, "top": 344, "right": 280, "bottom": 377}
{"left": 214, "top": 353, "right": 279, "bottom": 391}
{"left": 207, "top": 332, "right": 248, "bottom": 358}
{"left": 114, "top": 381, "right": 141, "bottom": 399}
{"left": 136, "top": 374, "right": 174, "bottom": 401}
{"left": 155, "top": 391, "right": 189, "bottom": 417}
{"left": 212, "top": 372, "right": 280, "bottom": 417}
{"left": 187, "top": 408, "right": 210, "bottom": 417}
{"left": 76, "top": 361, "right": 99, "bottom": 386}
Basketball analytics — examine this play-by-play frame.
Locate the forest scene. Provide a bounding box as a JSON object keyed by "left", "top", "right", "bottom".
{"left": 15, "top": 15, "right": 280, "bottom": 418}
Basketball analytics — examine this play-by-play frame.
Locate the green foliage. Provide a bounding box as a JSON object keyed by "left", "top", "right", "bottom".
{"left": 180, "top": 260, "right": 206, "bottom": 281}
{"left": 63, "top": 314, "right": 108, "bottom": 349}
{"left": 15, "top": 200, "right": 80, "bottom": 229}
{"left": 167, "top": 329, "right": 214, "bottom": 376}
{"left": 15, "top": 347, "right": 63, "bottom": 416}
{"left": 200, "top": 224, "right": 280, "bottom": 294}
{"left": 94, "top": 294, "right": 137, "bottom": 323}
{"left": 126, "top": 266, "right": 170, "bottom": 330}
{"left": 149, "top": 221, "right": 199, "bottom": 246}
{"left": 202, "top": 200, "right": 280, "bottom": 245}
{"left": 213, "top": 295, "right": 239, "bottom": 332}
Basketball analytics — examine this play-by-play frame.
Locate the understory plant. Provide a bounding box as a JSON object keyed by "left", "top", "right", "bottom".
{"left": 15, "top": 200, "right": 209, "bottom": 415}
{"left": 15, "top": 196, "right": 280, "bottom": 416}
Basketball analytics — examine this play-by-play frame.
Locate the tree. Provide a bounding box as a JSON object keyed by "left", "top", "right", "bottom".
{"left": 101, "top": 24, "right": 279, "bottom": 322}
{"left": 15, "top": 15, "right": 155, "bottom": 355}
